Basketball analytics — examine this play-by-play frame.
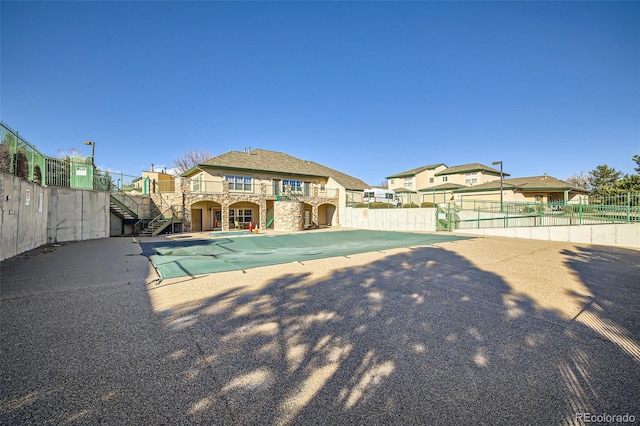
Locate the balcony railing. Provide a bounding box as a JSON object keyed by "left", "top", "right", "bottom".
{"left": 188, "top": 179, "right": 339, "bottom": 199}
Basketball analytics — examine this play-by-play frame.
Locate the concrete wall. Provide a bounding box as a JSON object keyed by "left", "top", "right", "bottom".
{"left": 454, "top": 224, "right": 640, "bottom": 248}
{"left": 343, "top": 207, "right": 438, "bottom": 232}
{"left": 1, "top": 172, "right": 49, "bottom": 261}
{"left": 1, "top": 171, "right": 110, "bottom": 261}
{"left": 47, "top": 187, "right": 110, "bottom": 243}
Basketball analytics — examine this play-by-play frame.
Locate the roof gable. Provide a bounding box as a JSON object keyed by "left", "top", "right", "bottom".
{"left": 435, "top": 163, "right": 508, "bottom": 176}
{"left": 452, "top": 175, "right": 589, "bottom": 193}
{"left": 386, "top": 163, "right": 446, "bottom": 179}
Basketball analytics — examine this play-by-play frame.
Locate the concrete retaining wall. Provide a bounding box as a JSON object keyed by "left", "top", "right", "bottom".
{"left": 1, "top": 171, "right": 110, "bottom": 261}
{"left": 454, "top": 223, "right": 640, "bottom": 248}
{"left": 48, "top": 187, "right": 110, "bottom": 243}
{"left": 1, "top": 173, "right": 49, "bottom": 261}
{"left": 343, "top": 207, "right": 438, "bottom": 231}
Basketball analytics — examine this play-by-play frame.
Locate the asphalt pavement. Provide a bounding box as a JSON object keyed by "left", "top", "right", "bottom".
{"left": 1, "top": 234, "right": 639, "bottom": 425}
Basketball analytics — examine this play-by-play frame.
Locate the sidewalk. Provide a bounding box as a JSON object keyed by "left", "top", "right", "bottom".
{"left": 1, "top": 235, "right": 639, "bottom": 424}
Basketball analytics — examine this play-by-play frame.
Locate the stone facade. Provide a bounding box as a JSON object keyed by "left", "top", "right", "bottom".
{"left": 274, "top": 201, "right": 305, "bottom": 232}
{"left": 157, "top": 177, "right": 339, "bottom": 233}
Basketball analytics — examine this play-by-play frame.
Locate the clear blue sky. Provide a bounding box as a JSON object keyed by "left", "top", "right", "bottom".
{"left": 2, "top": 1, "right": 639, "bottom": 185}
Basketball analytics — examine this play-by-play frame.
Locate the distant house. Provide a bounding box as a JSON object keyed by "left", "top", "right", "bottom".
{"left": 177, "top": 148, "right": 368, "bottom": 232}
{"left": 452, "top": 174, "right": 589, "bottom": 205}
{"left": 386, "top": 162, "right": 508, "bottom": 204}
{"left": 131, "top": 169, "right": 175, "bottom": 194}
{"left": 386, "top": 163, "right": 447, "bottom": 194}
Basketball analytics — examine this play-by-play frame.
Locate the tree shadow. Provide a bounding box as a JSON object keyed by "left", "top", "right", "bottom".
{"left": 154, "top": 244, "right": 640, "bottom": 424}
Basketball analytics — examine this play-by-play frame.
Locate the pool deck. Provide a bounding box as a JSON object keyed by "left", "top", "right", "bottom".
{"left": 1, "top": 230, "right": 639, "bottom": 424}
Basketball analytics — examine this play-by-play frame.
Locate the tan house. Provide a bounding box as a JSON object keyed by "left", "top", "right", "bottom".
{"left": 174, "top": 148, "right": 368, "bottom": 232}
{"left": 138, "top": 170, "right": 175, "bottom": 194}
{"left": 387, "top": 162, "right": 508, "bottom": 205}
{"left": 452, "top": 174, "right": 589, "bottom": 207}
{"left": 386, "top": 163, "right": 447, "bottom": 193}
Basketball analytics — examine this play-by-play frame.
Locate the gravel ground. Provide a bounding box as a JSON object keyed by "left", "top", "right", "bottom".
{"left": 2, "top": 231, "right": 639, "bottom": 425}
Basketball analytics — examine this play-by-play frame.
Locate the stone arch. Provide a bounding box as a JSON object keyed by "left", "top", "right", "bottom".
{"left": 189, "top": 200, "right": 222, "bottom": 232}
{"left": 302, "top": 202, "right": 313, "bottom": 228}
{"left": 318, "top": 202, "right": 337, "bottom": 227}
{"left": 229, "top": 200, "right": 260, "bottom": 229}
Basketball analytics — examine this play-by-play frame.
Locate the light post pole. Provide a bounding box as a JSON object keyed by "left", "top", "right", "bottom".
{"left": 84, "top": 141, "right": 95, "bottom": 166}
{"left": 492, "top": 160, "right": 503, "bottom": 212}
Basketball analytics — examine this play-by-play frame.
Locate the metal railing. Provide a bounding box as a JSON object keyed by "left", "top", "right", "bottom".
{"left": 455, "top": 194, "right": 640, "bottom": 230}
{"left": 188, "top": 178, "right": 339, "bottom": 200}
{"left": 2, "top": 122, "right": 115, "bottom": 192}
{"left": 1, "top": 122, "right": 47, "bottom": 184}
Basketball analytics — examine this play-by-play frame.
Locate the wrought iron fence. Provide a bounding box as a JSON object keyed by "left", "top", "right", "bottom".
{"left": 455, "top": 194, "right": 640, "bottom": 229}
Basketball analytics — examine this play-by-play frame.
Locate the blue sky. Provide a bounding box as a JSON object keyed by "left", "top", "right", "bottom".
{"left": 1, "top": 1, "right": 639, "bottom": 185}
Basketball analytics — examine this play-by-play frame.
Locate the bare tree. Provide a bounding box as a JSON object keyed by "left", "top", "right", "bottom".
{"left": 172, "top": 149, "right": 212, "bottom": 175}
{"left": 379, "top": 179, "right": 389, "bottom": 189}
{"left": 566, "top": 171, "right": 589, "bottom": 189}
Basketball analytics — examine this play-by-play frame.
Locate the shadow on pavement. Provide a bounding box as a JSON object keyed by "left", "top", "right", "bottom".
{"left": 2, "top": 239, "right": 638, "bottom": 424}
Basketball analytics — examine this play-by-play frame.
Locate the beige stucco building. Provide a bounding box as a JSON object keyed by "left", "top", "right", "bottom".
{"left": 155, "top": 149, "right": 368, "bottom": 232}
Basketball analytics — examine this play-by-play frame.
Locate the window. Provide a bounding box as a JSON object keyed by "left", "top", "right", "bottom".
{"left": 191, "top": 175, "right": 202, "bottom": 192}
{"left": 429, "top": 178, "right": 434, "bottom": 183}
{"left": 226, "top": 175, "right": 252, "bottom": 192}
{"left": 282, "top": 180, "right": 302, "bottom": 193}
{"left": 442, "top": 176, "right": 448, "bottom": 182}
{"left": 465, "top": 173, "right": 477, "bottom": 185}
{"left": 229, "top": 208, "right": 253, "bottom": 224}
{"left": 404, "top": 177, "right": 413, "bottom": 188}
{"left": 390, "top": 179, "right": 395, "bottom": 185}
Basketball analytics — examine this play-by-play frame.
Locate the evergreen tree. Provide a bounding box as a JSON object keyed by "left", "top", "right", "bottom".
{"left": 588, "top": 165, "right": 622, "bottom": 196}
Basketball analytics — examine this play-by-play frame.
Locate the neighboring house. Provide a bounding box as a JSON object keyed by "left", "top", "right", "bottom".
{"left": 387, "top": 162, "right": 507, "bottom": 204}
{"left": 386, "top": 163, "right": 447, "bottom": 194}
{"left": 452, "top": 174, "right": 589, "bottom": 206}
{"left": 174, "top": 148, "right": 368, "bottom": 232}
{"left": 131, "top": 169, "right": 175, "bottom": 194}
{"left": 434, "top": 163, "right": 505, "bottom": 187}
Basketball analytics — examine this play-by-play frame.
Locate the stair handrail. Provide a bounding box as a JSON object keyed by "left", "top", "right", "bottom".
{"left": 110, "top": 193, "right": 139, "bottom": 220}
{"left": 144, "top": 205, "right": 182, "bottom": 236}
{"left": 110, "top": 187, "right": 142, "bottom": 218}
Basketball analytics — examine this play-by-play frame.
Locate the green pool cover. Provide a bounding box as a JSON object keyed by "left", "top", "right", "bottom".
{"left": 140, "top": 230, "right": 469, "bottom": 279}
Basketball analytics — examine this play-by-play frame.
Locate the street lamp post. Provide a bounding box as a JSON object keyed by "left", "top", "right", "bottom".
{"left": 84, "top": 141, "right": 95, "bottom": 166}
{"left": 492, "top": 161, "right": 503, "bottom": 212}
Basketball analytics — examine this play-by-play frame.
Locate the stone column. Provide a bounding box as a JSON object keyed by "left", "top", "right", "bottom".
{"left": 274, "top": 201, "right": 304, "bottom": 232}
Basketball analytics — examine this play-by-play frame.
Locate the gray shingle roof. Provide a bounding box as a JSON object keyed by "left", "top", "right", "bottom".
{"left": 386, "top": 163, "right": 446, "bottom": 179}
{"left": 435, "top": 163, "right": 509, "bottom": 176}
{"left": 186, "top": 149, "right": 369, "bottom": 190}
{"left": 452, "top": 175, "right": 589, "bottom": 193}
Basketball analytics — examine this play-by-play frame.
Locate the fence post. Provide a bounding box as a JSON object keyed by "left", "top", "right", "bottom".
{"left": 627, "top": 192, "right": 631, "bottom": 223}
{"left": 505, "top": 206, "right": 509, "bottom": 228}
{"left": 579, "top": 198, "right": 583, "bottom": 225}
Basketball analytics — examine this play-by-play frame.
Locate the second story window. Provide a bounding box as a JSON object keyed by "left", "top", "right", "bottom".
{"left": 404, "top": 177, "right": 413, "bottom": 188}
{"left": 191, "top": 175, "right": 202, "bottom": 192}
{"left": 226, "top": 175, "right": 252, "bottom": 191}
{"left": 465, "top": 173, "right": 478, "bottom": 185}
{"left": 442, "top": 176, "right": 448, "bottom": 182}
{"left": 429, "top": 178, "right": 434, "bottom": 183}
{"left": 282, "top": 180, "right": 302, "bottom": 193}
